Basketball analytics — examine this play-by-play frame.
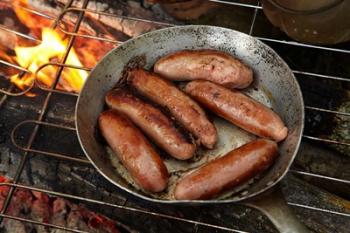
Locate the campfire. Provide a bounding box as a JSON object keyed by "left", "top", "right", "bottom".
{"left": 0, "top": 0, "right": 115, "bottom": 95}
{"left": 0, "top": 0, "right": 349, "bottom": 233}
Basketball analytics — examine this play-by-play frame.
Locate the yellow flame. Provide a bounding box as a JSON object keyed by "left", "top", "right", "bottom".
{"left": 10, "top": 28, "right": 88, "bottom": 92}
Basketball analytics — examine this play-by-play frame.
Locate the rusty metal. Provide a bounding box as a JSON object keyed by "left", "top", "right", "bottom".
{"left": 303, "top": 135, "right": 350, "bottom": 146}
{"left": 10, "top": 120, "right": 90, "bottom": 163}
{"left": 0, "top": 60, "right": 31, "bottom": 73}
{"left": 0, "top": 79, "right": 34, "bottom": 96}
{"left": 0, "top": 25, "right": 41, "bottom": 42}
{"left": 34, "top": 62, "right": 91, "bottom": 96}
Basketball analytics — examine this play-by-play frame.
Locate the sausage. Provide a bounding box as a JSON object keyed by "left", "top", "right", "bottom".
{"left": 154, "top": 50, "right": 253, "bottom": 89}
{"left": 185, "top": 81, "right": 288, "bottom": 142}
{"left": 99, "top": 110, "right": 168, "bottom": 192}
{"left": 106, "top": 89, "right": 196, "bottom": 160}
{"left": 128, "top": 69, "right": 217, "bottom": 149}
{"left": 174, "top": 139, "right": 278, "bottom": 200}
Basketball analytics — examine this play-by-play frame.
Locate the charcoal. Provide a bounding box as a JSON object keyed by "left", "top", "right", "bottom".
{"left": 51, "top": 198, "right": 68, "bottom": 233}
{"left": 66, "top": 205, "right": 91, "bottom": 232}
{"left": 329, "top": 96, "right": 350, "bottom": 156}
{"left": 0, "top": 179, "right": 122, "bottom": 233}
{"left": 30, "top": 192, "right": 51, "bottom": 233}
{"left": 1, "top": 219, "right": 28, "bottom": 233}
{"left": 1, "top": 189, "right": 34, "bottom": 233}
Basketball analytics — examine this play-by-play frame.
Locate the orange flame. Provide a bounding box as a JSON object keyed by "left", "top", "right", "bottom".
{"left": 8, "top": 0, "right": 88, "bottom": 94}
{"left": 10, "top": 28, "right": 88, "bottom": 92}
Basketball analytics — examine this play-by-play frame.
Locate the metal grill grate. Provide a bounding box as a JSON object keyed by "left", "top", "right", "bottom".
{"left": 0, "top": 0, "right": 349, "bottom": 232}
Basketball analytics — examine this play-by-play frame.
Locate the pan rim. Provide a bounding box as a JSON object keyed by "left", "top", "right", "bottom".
{"left": 75, "top": 25, "right": 305, "bottom": 204}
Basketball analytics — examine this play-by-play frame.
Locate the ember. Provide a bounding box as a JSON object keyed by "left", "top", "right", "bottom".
{"left": 0, "top": 177, "right": 121, "bottom": 233}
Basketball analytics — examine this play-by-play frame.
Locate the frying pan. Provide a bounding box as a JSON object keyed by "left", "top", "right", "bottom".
{"left": 76, "top": 25, "right": 307, "bottom": 233}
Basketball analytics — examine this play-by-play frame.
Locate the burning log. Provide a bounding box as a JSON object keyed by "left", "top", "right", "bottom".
{"left": 0, "top": 177, "right": 124, "bottom": 233}
{"left": 53, "top": 0, "right": 176, "bottom": 37}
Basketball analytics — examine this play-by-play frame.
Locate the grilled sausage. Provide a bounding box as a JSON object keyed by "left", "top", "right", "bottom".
{"left": 154, "top": 50, "right": 253, "bottom": 89}
{"left": 174, "top": 139, "right": 278, "bottom": 200}
{"left": 99, "top": 110, "right": 168, "bottom": 192}
{"left": 128, "top": 69, "right": 217, "bottom": 149}
{"left": 185, "top": 81, "right": 288, "bottom": 142}
{"left": 106, "top": 89, "right": 196, "bottom": 160}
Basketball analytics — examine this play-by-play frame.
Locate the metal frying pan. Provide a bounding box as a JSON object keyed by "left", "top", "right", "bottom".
{"left": 76, "top": 25, "right": 307, "bottom": 232}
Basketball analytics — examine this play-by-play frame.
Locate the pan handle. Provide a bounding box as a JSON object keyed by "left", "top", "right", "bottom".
{"left": 243, "top": 186, "right": 310, "bottom": 233}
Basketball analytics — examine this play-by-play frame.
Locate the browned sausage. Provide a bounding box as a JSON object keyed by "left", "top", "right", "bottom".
{"left": 128, "top": 69, "right": 217, "bottom": 149}
{"left": 174, "top": 139, "right": 278, "bottom": 200}
{"left": 106, "top": 89, "right": 196, "bottom": 160}
{"left": 99, "top": 110, "right": 168, "bottom": 192}
{"left": 185, "top": 81, "right": 288, "bottom": 142}
{"left": 154, "top": 50, "right": 253, "bottom": 89}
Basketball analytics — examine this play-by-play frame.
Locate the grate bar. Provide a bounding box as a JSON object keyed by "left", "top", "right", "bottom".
{"left": 288, "top": 202, "right": 350, "bottom": 218}
{"left": 208, "top": 0, "right": 263, "bottom": 9}
{"left": 248, "top": 2, "right": 260, "bottom": 35}
{"left": 12, "top": 148, "right": 89, "bottom": 163}
{"left": 13, "top": 3, "right": 56, "bottom": 20}
{"left": 10, "top": 120, "right": 90, "bottom": 163}
{"left": 289, "top": 170, "right": 350, "bottom": 185}
{"left": 0, "top": 59, "right": 35, "bottom": 96}
{"left": 293, "top": 70, "right": 350, "bottom": 82}
{"left": 256, "top": 37, "right": 350, "bottom": 54}
{"left": 0, "top": 60, "right": 30, "bottom": 73}
{"left": 0, "top": 85, "right": 15, "bottom": 108}
{"left": 34, "top": 62, "right": 91, "bottom": 95}
{"left": 57, "top": 29, "right": 123, "bottom": 44}
{"left": 0, "top": 25, "right": 41, "bottom": 43}
{"left": 305, "top": 106, "right": 350, "bottom": 117}
{"left": 303, "top": 135, "right": 350, "bottom": 147}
